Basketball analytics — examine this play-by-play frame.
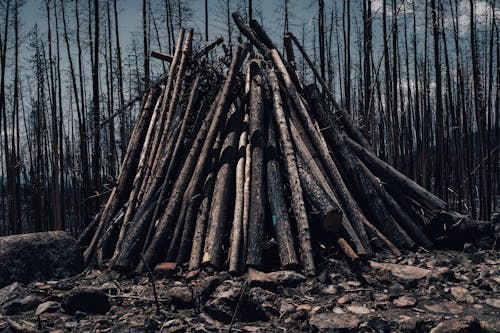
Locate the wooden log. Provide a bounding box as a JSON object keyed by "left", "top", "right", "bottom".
{"left": 151, "top": 50, "right": 173, "bottom": 62}
{"left": 344, "top": 136, "right": 447, "bottom": 212}
{"left": 228, "top": 114, "right": 248, "bottom": 273}
{"left": 188, "top": 171, "right": 216, "bottom": 270}
{"left": 111, "top": 97, "right": 217, "bottom": 271}
{"left": 245, "top": 61, "right": 266, "bottom": 268}
{"left": 83, "top": 86, "right": 159, "bottom": 264}
{"left": 359, "top": 161, "right": 433, "bottom": 248}
{"left": 231, "top": 12, "right": 270, "bottom": 56}
{"left": 283, "top": 34, "right": 296, "bottom": 69}
{"left": 138, "top": 44, "right": 249, "bottom": 272}
{"left": 139, "top": 29, "right": 185, "bottom": 196}
{"left": 285, "top": 32, "right": 369, "bottom": 148}
{"left": 193, "top": 36, "right": 224, "bottom": 59}
{"left": 268, "top": 68, "right": 315, "bottom": 276}
{"left": 242, "top": 123, "right": 252, "bottom": 266}
{"left": 303, "top": 84, "right": 414, "bottom": 248}
{"left": 100, "top": 89, "right": 163, "bottom": 263}
{"left": 150, "top": 30, "right": 193, "bottom": 176}
{"left": 337, "top": 238, "right": 360, "bottom": 261}
{"left": 266, "top": 116, "right": 299, "bottom": 269}
{"left": 288, "top": 119, "right": 368, "bottom": 256}
{"left": 271, "top": 50, "right": 371, "bottom": 254}
{"left": 249, "top": 19, "right": 303, "bottom": 91}
{"left": 296, "top": 154, "right": 342, "bottom": 235}
{"left": 202, "top": 105, "right": 243, "bottom": 268}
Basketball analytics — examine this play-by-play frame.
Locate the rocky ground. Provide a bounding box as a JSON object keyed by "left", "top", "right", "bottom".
{"left": 1, "top": 248, "right": 499, "bottom": 333}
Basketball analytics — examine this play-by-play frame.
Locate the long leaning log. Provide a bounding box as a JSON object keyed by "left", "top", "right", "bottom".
{"left": 268, "top": 68, "right": 315, "bottom": 276}
{"left": 266, "top": 115, "right": 299, "bottom": 269}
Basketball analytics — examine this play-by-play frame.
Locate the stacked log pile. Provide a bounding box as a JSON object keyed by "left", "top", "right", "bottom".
{"left": 82, "top": 15, "right": 447, "bottom": 276}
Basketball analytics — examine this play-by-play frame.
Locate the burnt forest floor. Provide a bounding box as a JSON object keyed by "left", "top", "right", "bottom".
{"left": 1, "top": 249, "right": 499, "bottom": 333}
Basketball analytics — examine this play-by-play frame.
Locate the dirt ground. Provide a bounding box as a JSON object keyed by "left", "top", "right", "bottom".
{"left": 1, "top": 249, "right": 499, "bottom": 333}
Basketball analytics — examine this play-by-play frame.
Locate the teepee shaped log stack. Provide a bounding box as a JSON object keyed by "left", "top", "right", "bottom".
{"left": 81, "top": 14, "right": 447, "bottom": 276}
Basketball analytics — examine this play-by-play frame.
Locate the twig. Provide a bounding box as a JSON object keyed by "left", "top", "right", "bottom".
{"left": 140, "top": 254, "right": 161, "bottom": 315}
{"left": 228, "top": 279, "right": 249, "bottom": 333}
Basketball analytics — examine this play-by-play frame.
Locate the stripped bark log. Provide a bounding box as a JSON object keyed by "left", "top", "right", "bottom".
{"left": 228, "top": 114, "right": 248, "bottom": 273}
{"left": 202, "top": 105, "right": 242, "bottom": 268}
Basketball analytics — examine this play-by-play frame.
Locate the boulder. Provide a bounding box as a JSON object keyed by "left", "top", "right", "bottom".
{"left": 0, "top": 231, "right": 83, "bottom": 288}
{"left": 61, "top": 287, "right": 110, "bottom": 315}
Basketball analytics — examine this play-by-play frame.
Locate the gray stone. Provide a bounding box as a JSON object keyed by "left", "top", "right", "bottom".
{"left": 248, "top": 268, "right": 306, "bottom": 290}
{"left": 310, "top": 312, "right": 360, "bottom": 332}
{"left": 61, "top": 287, "right": 110, "bottom": 315}
{"left": 167, "top": 286, "right": 193, "bottom": 308}
{"left": 203, "top": 281, "right": 267, "bottom": 324}
{"left": 429, "top": 316, "right": 481, "bottom": 333}
{"left": 0, "top": 231, "right": 83, "bottom": 288}
{"left": 3, "top": 295, "right": 41, "bottom": 315}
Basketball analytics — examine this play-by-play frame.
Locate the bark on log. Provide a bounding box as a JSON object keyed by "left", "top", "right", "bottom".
{"left": 138, "top": 44, "right": 249, "bottom": 272}
{"left": 245, "top": 61, "right": 266, "bottom": 268}
{"left": 111, "top": 98, "right": 217, "bottom": 271}
{"left": 193, "top": 36, "right": 224, "bottom": 60}
{"left": 272, "top": 51, "right": 371, "bottom": 254}
{"left": 359, "top": 161, "right": 433, "bottom": 248}
{"left": 304, "top": 84, "right": 414, "bottom": 249}
{"left": 266, "top": 116, "right": 299, "bottom": 269}
{"left": 286, "top": 32, "right": 369, "bottom": 148}
{"left": 202, "top": 105, "right": 243, "bottom": 268}
{"left": 83, "top": 86, "right": 159, "bottom": 264}
{"left": 151, "top": 50, "right": 173, "bottom": 62}
{"left": 288, "top": 119, "right": 368, "bottom": 256}
{"left": 188, "top": 170, "right": 217, "bottom": 269}
{"left": 296, "top": 154, "right": 342, "bottom": 235}
{"left": 344, "top": 136, "right": 446, "bottom": 212}
{"left": 268, "top": 68, "right": 315, "bottom": 276}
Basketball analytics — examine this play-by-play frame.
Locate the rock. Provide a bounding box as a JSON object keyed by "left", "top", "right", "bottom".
{"left": 279, "top": 301, "right": 295, "bottom": 318}
{"left": 393, "top": 295, "right": 416, "bottom": 308}
{"left": 450, "top": 286, "right": 474, "bottom": 303}
{"left": 3, "top": 295, "right": 41, "bottom": 315}
{"left": 366, "top": 317, "right": 391, "bottom": 333}
{"left": 61, "top": 287, "right": 110, "bottom": 315}
{"left": 347, "top": 305, "right": 373, "bottom": 315}
{"left": 35, "top": 301, "right": 61, "bottom": 316}
{"left": 429, "top": 316, "right": 481, "bottom": 333}
{"left": 424, "top": 301, "right": 464, "bottom": 314}
{"left": 248, "top": 287, "right": 278, "bottom": 317}
{"left": 248, "top": 268, "right": 305, "bottom": 290}
{"left": 0, "top": 232, "right": 83, "bottom": 288}
{"left": 485, "top": 298, "right": 500, "bottom": 309}
{"left": 197, "top": 275, "right": 224, "bottom": 304}
{"left": 160, "top": 319, "right": 186, "bottom": 333}
{"left": 167, "top": 286, "right": 193, "bottom": 308}
{"left": 203, "top": 281, "right": 267, "bottom": 324}
{"left": 320, "top": 285, "right": 338, "bottom": 295}
{"left": 310, "top": 312, "right": 360, "bottom": 332}
{"left": 0, "top": 282, "right": 26, "bottom": 312}
{"left": 370, "top": 261, "right": 440, "bottom": 280}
